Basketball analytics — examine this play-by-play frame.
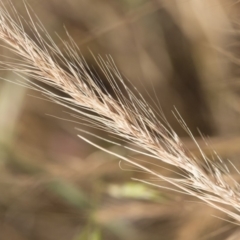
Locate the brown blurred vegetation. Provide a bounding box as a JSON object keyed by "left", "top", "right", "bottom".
{"left": 1, "top": 0, "right": 240, "bottom": 239}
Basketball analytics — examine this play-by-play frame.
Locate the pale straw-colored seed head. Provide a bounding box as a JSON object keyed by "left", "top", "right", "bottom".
{"left": 0, "top": 0, "right": 240, "bottom": 223}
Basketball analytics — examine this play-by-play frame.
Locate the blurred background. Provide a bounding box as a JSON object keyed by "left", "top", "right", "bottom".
{"left": 1, "top": 0, "right": 240, "bottom": 239}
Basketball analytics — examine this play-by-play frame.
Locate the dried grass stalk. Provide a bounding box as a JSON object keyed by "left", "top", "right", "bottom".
{"left": 0, "top": 1, "right": 240, "bottom": 223}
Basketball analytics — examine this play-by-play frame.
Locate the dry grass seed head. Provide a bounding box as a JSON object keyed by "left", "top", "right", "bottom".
{"left": 0, "top": 0, "right": 240, "bottom": 223}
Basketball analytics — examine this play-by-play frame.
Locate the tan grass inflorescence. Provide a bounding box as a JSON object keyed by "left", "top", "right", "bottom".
{"left": 0, "top": 0, "right": 240, "bottom": 223}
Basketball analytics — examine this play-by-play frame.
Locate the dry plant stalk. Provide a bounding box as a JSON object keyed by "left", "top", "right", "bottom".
{"left": 0, "top": 1, "right": 240, "bottom": 223}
